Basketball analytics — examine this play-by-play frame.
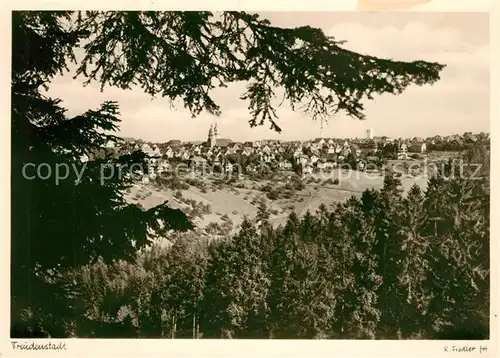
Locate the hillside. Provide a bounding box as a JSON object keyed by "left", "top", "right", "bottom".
{"left": 124, "top": 171, "right": 428, "bottom": 240}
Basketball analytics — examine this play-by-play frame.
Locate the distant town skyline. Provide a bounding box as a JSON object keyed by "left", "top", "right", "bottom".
{"left": 45, "top": 11, "right": 490, "bottom": 142}
{"left": 121, "top": 128, "right": 486, "bottom": 145}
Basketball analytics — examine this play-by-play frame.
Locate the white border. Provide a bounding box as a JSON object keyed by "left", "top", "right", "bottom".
{"left": 0, "top": 1, "right": 498, "bottom": 357}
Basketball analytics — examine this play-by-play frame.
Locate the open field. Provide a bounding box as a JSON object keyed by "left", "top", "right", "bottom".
{"left": 426, "top": 150, "right": 463, "bottom": 161}
{"left": 124, "top": 171, "right": 428, "bottom": 239}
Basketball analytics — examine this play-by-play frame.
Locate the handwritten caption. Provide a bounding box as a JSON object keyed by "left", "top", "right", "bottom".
{"left": 11, "top": 341, "right": 67, "bottom": 351}
{"left": 444, "top": 345, "right": 488, "bottom": 354}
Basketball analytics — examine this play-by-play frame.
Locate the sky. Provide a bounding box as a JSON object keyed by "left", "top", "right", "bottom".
{"left": 45, "top": 11, "right": 490, "bottom": 142}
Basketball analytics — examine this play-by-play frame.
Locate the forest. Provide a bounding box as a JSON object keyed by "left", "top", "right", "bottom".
{"left": 15, "top": 161, "right": 490, "bottom": 339}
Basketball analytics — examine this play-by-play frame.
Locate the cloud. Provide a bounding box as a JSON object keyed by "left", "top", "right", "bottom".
{"left": 409, "top": 0, "right": 492, "bottom": 11}
{"left": 325, "top": 21, "right": 489, "bottom": 130}
{"left": 328, "top": 21, "right": 486, "bottom": 64}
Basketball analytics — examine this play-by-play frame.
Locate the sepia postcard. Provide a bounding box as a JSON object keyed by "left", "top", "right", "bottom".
{"left": 0, "top": 0, "right": 498, "bottom": 357}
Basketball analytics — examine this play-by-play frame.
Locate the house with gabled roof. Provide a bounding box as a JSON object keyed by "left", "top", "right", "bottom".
{"left": 261, "top": 152, "right": 274, "bottom": 163}
{"left": 278, "top": 159, "right": 293, "bottom": 170}
{"left": 174, "top": 147, "right": 185, "bottom": 158}
{"left": 327, "top": 145, "right": 336, "bottom": 154}
{"left": 213, "top": 152, "right": 222, "bottom": 162}
{"left": 310, "top": 154, "right": 320, "bottom": 164}
{"left": 246, "top": 164, "right": 257, "bottom": 173}
{"left": 432, "top": 135, "right": 443, "bottom": 143}
{"left": 182, "top": 151, "right": 191, "bottom": 161}
{"left": 241, "top": 147, "right": 254, "bottom": 157}
{"left": 141, "top": 143, "right": 153, "bottom": 155}
{"left": 397, "top": 142, "right": 409, "bottom": 160}
{"left": 204, "top": 148, "right": 213, "bottom": 158}
{"left": 261, "top": 144, "right": 272, "bottom": 154}
{"left": 151, "top": 144, "right": 161, "bottom": 156}
{"left": 302, "top": 163, "right": 313, "bottom": 175}
{"left": 313, "top": 138, "right": 327, "bottom": 147}
{"left": 162, "top": 146, "right": 174, "bottom": 159}
{"left": 192, "top": 145, "right": 202, "bottom": 155}
{"left": 335, "top": 140, "right": 344, "bottom": 147}
{"left": 468, "top": 134, "right": 478, "bottom": 142}
{"left": 189, "top": 156, "right": 208, "bottom": 169}
{"left": 230, "top": 143, "right": 241, "bottom": 150}
{"left": 351, "top": 144, "right": 361, "bottom": 157}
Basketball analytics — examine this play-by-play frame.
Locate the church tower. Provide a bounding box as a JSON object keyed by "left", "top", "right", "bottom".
{"left": 207, "top": 124, "right": 216, "bottom": 148}
{"left": 214, "top": 122, "right": 219, "bottom": 141}
{"left": 206, "top": 122, "right": 221, "bottom": 149}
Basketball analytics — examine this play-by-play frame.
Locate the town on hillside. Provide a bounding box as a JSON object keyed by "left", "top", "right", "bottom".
{"left": 96, "top": 124, "right": 490, "bottom": 180}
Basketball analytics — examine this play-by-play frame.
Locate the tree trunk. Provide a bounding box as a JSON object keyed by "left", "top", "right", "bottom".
{"left": 171, "top": 314, "right": 176, "bottom": 339}
{"left": 192, "top": 314, "right": 196, "bottom": 339}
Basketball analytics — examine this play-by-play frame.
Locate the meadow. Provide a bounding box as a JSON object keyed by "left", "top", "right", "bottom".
{"left": 125, "top": 170, "right": 429, "bottom": 242}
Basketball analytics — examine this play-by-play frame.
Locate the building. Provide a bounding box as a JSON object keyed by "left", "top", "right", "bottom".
{"left": 313, "top": 138, "right": 327, "bottom": 148}
{"left": 206, "top": 122, "right": 232, "bottom": 148}
{"left": 302, "top": 164, "right": 313, "bottom": 175}
{"left": 397, "top": 143, "right": 408, "bottom": 160}
{"left": 166, "top": 139, "right": 182, "bottom": 147}
{"left": 207, "top": 123, "right": 217, "bottom": 148}
{"left": 366, "top": 128, "right": 373, "bottom": 140}
{"left": 409, "top": 142, "right": 427, "bottom": 154}
{"left": 141, "top": 143, "right": 153, "bottom": 155}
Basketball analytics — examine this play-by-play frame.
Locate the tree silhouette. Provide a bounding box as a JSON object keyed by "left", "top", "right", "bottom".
{"left": 11, "top": 12, "right": 194, "bottom": 337}
{"left": 74, "top": 11, "right": 445, "bottom": 131}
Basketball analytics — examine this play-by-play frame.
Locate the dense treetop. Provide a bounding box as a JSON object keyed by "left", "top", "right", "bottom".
{"left": 15, "top": 11, "right": 445, "bottom": 131}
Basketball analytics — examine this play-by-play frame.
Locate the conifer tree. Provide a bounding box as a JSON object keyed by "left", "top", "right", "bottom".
{"left": 396, "top": 184, "right": 430, "bottom": 337}
{"left": 336, "top": 197, "right": 381, "bottom": 338}
{"left": 159, "top": 238, "right": 208, "bottom": 338}
{"left": 256, "top": 200, "right": 271, "bottom": 234}
{"left": 423, "top": 166, "right": 489, "bottom": 339}
{"left": 267, "top": 212, "right": 300, "bottom": 338}
{"left": 371, "top": 174, "right": 407, "bottom": 337}
{"left": 300, "top": 210, "right": 317, "bottom": 242}
{"left": 232, "top": 219, "right": 271, "bottom": 338}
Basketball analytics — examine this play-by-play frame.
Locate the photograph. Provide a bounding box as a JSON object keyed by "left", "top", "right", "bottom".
{"left": 8, "top": 7, "right": 492, "bottom": 344}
